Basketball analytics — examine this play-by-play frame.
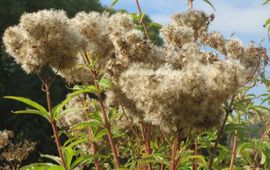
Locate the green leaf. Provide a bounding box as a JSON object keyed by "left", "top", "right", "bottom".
{"left": 263, "top": 0, "right": 270, "bottom": 5}
{"left": 64, "top": 138, "right": 87, "bottom": 148}
{"left": 13, "top": 109, "right": 50, "bottom": 121}
{"left": 41, "top": 154, "right": 61, "bottom": 165}
{"left": 21, "top": 163, "right": 63, "bottom": 170}
{"left": 109, "top": 0, "right": 119, "bottom": 10}
{"left": 189, "top": 155, "right": 207, "bottom": 168}
{"left": 95, "top": 129, "right": 107, "bottom": 140}
{"left": 71, "top": 154, "right": 94, "bottom": 169}
{"left": 265, "top": 18, "right": 270, "bottom": 26}
{"left": 63, "top": 146, "right": 75, "bottom": 168}
{"left": 5, "top": 96, "right": 48, "bottom": 118}
{"left": 148, "top": 22, "right": 162, "bottom": 29}
{"left": 202, "top": 0, "right": 216, "bottom": 11}
{"left": 71, "top": 119, "right": 102, "bottom": 130}
{"left": 52, "top": 86, "right": 96, "bottom": 119}
{"left": 99, "top": 78, "right": 112, "bottom": 90}
{"left": 5, "top": 96, "right": 47, "bottom": 113}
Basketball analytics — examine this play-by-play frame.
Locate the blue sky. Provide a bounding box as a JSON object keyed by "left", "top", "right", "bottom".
{"left": 100, "top": 0, "right": 269, "bottom": 45}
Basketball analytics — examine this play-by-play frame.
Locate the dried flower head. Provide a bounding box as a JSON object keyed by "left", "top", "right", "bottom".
{"left": 0, "top": 130, "right": 13, "bottom": 149}
{"left": 3, "top": 9, "right": 84, "bottom": 73}
{"left": 105, "top": 10, "right": 268, "bottom": 132}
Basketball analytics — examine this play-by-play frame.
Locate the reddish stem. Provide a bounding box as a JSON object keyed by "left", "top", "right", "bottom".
{"left": 229, "top": 128, "right": 238, "bottom": 170}
{"left": 92, "top": 142, "right": 100, "bottom": 170}
{"left": 144, "top": 123, "right": 152, "bottom": 170}
{"left": 170, "top": 131, "right": 180, "bottom": 170}
{"left": 92, "top": 71, "right": 121, "bottom": 168}
{"left": 208, "top": 108, "right": 232, "bottom": 170}
{"left": 188, "top": 0, "right": 193, "bottom": 9}
{"left": 134, "top": 0, "right": 151, "bottom": 41}
{"left": 44, "top": 79, "right": 67, "bottom": 170}
{"left": 192, "top": 135, "right": 198, "bottom": 170}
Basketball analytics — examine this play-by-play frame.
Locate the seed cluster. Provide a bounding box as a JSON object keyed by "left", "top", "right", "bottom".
{"left": 3, "top": 10, "right": 267, "bottom": 132}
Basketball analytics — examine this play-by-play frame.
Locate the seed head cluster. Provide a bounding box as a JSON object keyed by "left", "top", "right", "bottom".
{"left": 3, "top": 9, "right": 84, "bottom": 73}
{"left": 3, "top": 10, "right": 268, "bottom": 132}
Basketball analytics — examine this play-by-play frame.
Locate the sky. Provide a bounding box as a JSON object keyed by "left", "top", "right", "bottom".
{"left": 100, "top": 0, "right": 270, "bottom": 45}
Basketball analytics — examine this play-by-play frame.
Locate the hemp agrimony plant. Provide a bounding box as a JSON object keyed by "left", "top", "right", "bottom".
{"left": 2, "top": 0, "right": 270, "bottom": 169}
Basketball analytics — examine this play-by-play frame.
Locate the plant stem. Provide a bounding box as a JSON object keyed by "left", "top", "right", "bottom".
{"left": 170, "top": 131, "right": 180, "bottom": 170}
{"left": 91, "top": 70, "right": 121, "bottom": 168}
{"left": 229, "top": 128, "right": 238, "bottom": 170}
{"left": 143, "top": 123, "right": 152, "bottom": 170}
{"left": 134, "top": 0, "right": 151, "bottom": 41}
{"left": 192, "top": 134, "right": 198, "bottom": 170}
{"left": 208, "top": 107, "right": 232, "bottom": 170}
{"left": 92, "top": 141, "right": 100, "bottom": 170}
{"left": 44, "top": 78, "right": 67, "bottom": 170}
{"left": 188, "top": 0, "right": 193, "bottom": 9}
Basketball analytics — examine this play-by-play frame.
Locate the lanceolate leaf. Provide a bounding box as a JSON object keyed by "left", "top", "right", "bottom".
{"left": 71, "top": 119, "right": 102, "bottom": 130}
{"left": 14, "top": 109, "right": 50, "bottom": 121}
{"left": 41, "top": 154, "right": 61, "bottom": 165}
{"left": 5, "top": 96, "right": 47, "bottom": 113}
{"left": 4, "top": 96, "right": 49, "bottom": 120}
{"left": 52, "top": 86, "right": 96, "bottom": 118}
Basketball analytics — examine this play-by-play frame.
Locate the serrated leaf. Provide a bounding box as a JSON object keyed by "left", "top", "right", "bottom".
{"left": 203, "top": 0, "right": 216, "bottom": 11}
